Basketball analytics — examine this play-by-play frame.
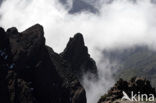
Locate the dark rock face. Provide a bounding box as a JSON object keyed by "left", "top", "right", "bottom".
{"left": 61, "top": 33, "right": 97, "bottom": 78}
{"left": 0, "top": 24, "right": 95, "bottom": 103}
{"left": 46, "top": 46, "right": 87, "bottom": 103}
{"left": 98, "top": 77, "right": 156, "bottom": 103}
{"left": 7, "top": 71, "right": 36, "bottom": 103}
{"left": 0, "top": 27, "right": 13, "bottom": 103}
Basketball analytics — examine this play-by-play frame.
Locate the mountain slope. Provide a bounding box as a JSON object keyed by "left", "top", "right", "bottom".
{"left": 103, "top": 46, "right": 156, "bottom": 88}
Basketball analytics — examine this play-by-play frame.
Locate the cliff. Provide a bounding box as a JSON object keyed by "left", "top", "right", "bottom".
{"left": 0, "top": 24, "right": 97, "bottom": 103}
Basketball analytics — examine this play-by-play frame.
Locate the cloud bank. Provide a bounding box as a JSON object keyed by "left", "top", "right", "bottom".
{"left": 1, "top": 0, "right": 156, "bottom": 103}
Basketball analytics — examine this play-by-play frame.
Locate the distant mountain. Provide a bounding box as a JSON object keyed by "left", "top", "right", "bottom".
{"left": 0, "top": 0, "right": 2, "bottom": 5}
{"left": 0, "top": 0, "right": 98, "bottom": 14}
{"left": 69, "top": 0, "right": 98, "bottom": 14}
{"left": 59, "top": 0, "right": 98, "bottom": 14}
{"left": 103, "top": 46, "right": 156, "bottom": 88}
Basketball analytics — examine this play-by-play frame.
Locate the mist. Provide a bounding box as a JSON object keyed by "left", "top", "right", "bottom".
{"left": 0, "top": 0, "right": 156, "bottom": 103}
{"left": 82, "top": 58, "right": 119, "bottom": 103}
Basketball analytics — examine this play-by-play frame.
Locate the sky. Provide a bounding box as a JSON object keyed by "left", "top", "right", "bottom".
{"left": 0, "top": 0, "right": 156, "bottom": 103}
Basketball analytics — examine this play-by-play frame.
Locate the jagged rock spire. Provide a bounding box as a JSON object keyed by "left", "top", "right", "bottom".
{"left": 61, "top": 33, "right": 97, "bottom": 78}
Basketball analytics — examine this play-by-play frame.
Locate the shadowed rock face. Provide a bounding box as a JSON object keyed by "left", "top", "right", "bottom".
{"left": 0, "top": 24, "right": 97, "bottom": 103}
{"left": 61, "top": 33, "right": 97, "bottom": 78}
{"left": 0, "top": 27, "right": 10, "bottom": 103}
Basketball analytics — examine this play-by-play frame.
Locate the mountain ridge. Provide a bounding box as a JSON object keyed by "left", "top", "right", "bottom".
{"left": 0, "top": 24, "right": 98, "bottom": 103}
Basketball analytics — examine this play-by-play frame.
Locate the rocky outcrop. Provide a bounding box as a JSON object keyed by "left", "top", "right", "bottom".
{"left": 98, "top": 77, "right": 156, "bottom": 103}
{"left": 61, "top": 33, "right": 97, "bottom": 78}
{"left": 0, "top": 24, "right": 96, "bottom": 103}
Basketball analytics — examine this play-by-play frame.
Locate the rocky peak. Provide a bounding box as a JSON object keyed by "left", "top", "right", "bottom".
{"left": 21, "top": 24, "right": 44, "bottom": 36}
{"left": 7, "top": 24, "right": 45, "bottom": 64}
{"left": 61, "top": 33, "right": 97, "bottom": 78}
{"left": 7, "top": 27, "right": 18, "bottom": 35}
{"left": 0, "top": 24, "right": 88, "bottom": 103}
{"left": 61, "top": 33, "right": 87, "bottom": 60}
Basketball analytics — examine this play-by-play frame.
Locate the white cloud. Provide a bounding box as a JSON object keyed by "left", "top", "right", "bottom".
{"left": 82, "top": 59, "right": 118, "bottom": 103}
